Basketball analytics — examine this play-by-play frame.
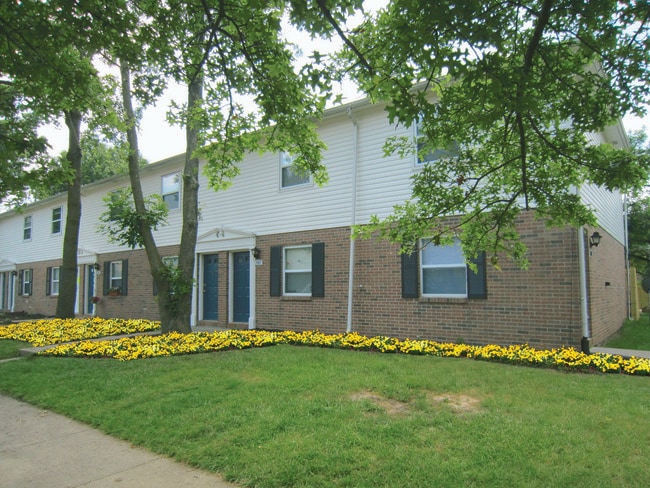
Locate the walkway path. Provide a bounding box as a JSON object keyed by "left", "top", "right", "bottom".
{"left": 0, "top": 394, "right": 238, "bottom": 488}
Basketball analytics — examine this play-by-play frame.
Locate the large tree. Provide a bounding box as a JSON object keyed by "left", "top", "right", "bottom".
{"left": 0, "top": 1, "right": 126, "bottom": 318}
{"left": 101, "top": 1, "right": 360, "bottom": 332}
{"left": 342, "top": 0, "right": 650, "bottom": 266}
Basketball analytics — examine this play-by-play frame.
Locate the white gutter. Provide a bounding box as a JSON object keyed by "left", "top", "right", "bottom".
{"left": 624, "top": 195, "right": 631, "bottom": 319}
{"left": 346, "top": 107, "right": 359, "bottom": 333}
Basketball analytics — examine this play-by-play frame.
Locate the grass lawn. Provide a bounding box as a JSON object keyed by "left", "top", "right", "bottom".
{"left": 0, "top": 339, "right": 30, "bottom": 360}
{"left": 604, "top": 314, "right": 650, "bottom": 350}
{"left": 1, "top": 346, "right": 649, "bottom": 487}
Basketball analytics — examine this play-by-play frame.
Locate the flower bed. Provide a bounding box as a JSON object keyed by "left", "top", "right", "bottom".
{"left": 0, "top": 317, "right": 160, "bottom": 346}
{"left": 30, "top": 323, "right": 650, "bottom": 375}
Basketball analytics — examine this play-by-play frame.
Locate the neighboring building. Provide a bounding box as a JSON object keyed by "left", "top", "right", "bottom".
{"left": 0, "top": 97, "right": 631, "bottom": 350}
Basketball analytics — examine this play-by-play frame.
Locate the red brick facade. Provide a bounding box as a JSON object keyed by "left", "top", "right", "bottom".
{"left": 10, "top": 214, "right": 627, "bottom": 350}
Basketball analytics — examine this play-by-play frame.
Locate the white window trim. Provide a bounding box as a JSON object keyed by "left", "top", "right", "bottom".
{"left": 109, "top": 261, "right": 123, "bottom": 291}
{"left": 413, "top": 121, "right": 461, "bottom": 167}
{"left": 23, "top": 216, "right": 32, "bottom": 241}
{"left": 283, "top": 245, "right": 312, "bottom": 296}
{"left": 51, "top": 266, "right": 60, "bottom": 296}
{"left": 51, "top": 207, "right": 63, "bottom": 235}
{"left": 21, "top": 269, "right": 32, "bottom": 296}
{"left": 420, "top": 238, "right": 467, "bottom": 298}
{"left": 279, "top": 152, "right": 312, "bottom": 189}
{"left": 162, "top": 172, "right": 181, "bottom": 210}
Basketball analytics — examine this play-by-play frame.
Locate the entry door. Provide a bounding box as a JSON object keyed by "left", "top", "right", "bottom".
{"left": 233, "top": 252, "right": 250, "bottom": 323}
{"left": 86, "top": 265, "right": 96, "bottom": 314}
{"left": 203, "top": 254, "right": 219, "bottom": 321}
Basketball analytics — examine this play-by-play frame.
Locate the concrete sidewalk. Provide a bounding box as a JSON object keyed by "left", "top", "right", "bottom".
{"left": 0, "top": 394, "right": 238, "bottom": 488}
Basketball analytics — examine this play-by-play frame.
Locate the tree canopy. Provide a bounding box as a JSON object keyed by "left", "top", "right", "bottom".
{"left": 343, "top": 0, "right": 650, "bottom": 266}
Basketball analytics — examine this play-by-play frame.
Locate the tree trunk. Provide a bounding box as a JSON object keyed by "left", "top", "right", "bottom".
{"left": 171, "top": 74, "right": 203, "bottom": 334}
{"left": 55, "top": 110, "right": 83, "bottom": 319}
{"left": 119, "top": 61, "right": 190, "bottom": 333}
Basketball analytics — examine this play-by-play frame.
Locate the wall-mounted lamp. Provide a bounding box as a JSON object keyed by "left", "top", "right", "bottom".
{"left": 252, "top": 247, "right": 261, "bottom": 259}
{"left": 589, "top": 231, "right": 602, "bottom": 248}
{"left": 93, "top": 263, "right": 101, "bottom": 271}
{"left": 11, "top": 270, "right": 17, "bottom": 277}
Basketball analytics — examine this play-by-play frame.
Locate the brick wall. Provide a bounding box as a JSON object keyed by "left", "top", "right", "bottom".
{"left": 13, "top": 258, "right": 62, "bottom": 316}
{"left": 586, "top": 227, "right": 628, "bottom": 345}
{"left": 94, "top": 246, "right": 180, "bottom": 321}
{"left": 253, "top": 213, "right": 626, "bottom": 349}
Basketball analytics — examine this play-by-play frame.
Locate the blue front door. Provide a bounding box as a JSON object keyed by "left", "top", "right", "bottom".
{"left": 203, "top": 254, "right": 219, "bottom": 321}
{"left": 233, "top": 252, "right": 250, "bottom": 323}
{"left": 86, "top": 265, "right": 95, "bottom": 314}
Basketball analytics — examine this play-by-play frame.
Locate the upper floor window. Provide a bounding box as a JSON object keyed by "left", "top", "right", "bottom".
{"left": 162, "top": 172, "right": 181, "bottom": 209}
{"left": 280, "top": 152, "right": 310, "bottom": 188}
{"left": 46, "top": 266, "right": 60, "bottom": 296}
{"left": 51, "top": 207, "right": 62, "bottom": 234}
{"left": 23, "top": 216, "right": 32, "bottom": 241}
{"left": 414, "top": 119, "right": 460, "bottom": 165}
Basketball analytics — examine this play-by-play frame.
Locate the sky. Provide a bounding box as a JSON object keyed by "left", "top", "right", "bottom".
{"left": 40, "top": 0, "right": 649, "bottom": 163}
{"left": 42, "top": 85, "right": 650, "bottom": 164}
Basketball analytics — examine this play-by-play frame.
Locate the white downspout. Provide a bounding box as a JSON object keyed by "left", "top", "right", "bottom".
{"left": 346, "top": 107, "right": 359, "bottom": 333}
{"left": 249, "top": 247, "right": 257, "bottom": 329}
{"left": 574, "top": 185, "right": 591, "bottom": 353}
{"left": 624, "top": 194, "right": 631, "bottom": 319}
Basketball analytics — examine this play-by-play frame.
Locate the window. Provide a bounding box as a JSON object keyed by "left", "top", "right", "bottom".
{"left": 153, "top": 257, "right": 178, "bottom": 296}
{"left": 46, "top": 266, "right": 60, "bottom": 296}
{"left": 280, "top": 152, "right": 310, "bottom": 188}
{"left": 415, "top": 119, "right": 460, "bottom": 165}
{"left": 103, "top": 260, "right": 128, "bottom": 295}
{"left": 421, "top": 239, "right": 467, "bottom": 297}
{"left": 270, "top": 243, "right": 324, "bottom": 297}
{"left": 401, "top": 241, "right": 487, "bottom": 299}
{"left": 19, "top": 269, "right": 33, "bottom": 296}
{"left": 52, "top": 207, "right": 62, "bottom": 234}
{"left": 284, "top": 246, "right": 313, "bottom": 295}
{"left": 162, "top": 172, "right": 181, "bottom": 209}
{"left": 23, "top": 216, "right": 32, "bottom": 240}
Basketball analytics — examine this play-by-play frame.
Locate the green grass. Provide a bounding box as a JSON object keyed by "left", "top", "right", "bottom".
{"left": 0, "top": 339, "right": 30, "bottom": 360}
{"left": 1, "top": 346, "right": 649, "bottom": 487}
{"left": 604, "top": 314, "right": 650, "bottom": 350}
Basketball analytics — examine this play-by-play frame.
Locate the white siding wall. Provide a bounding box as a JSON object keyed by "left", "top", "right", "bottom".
{"left": 581, "top": 132, "right": 626, "bottom": 244}
{"left": 0, "top": 100, "right": 628, "bottom": 259}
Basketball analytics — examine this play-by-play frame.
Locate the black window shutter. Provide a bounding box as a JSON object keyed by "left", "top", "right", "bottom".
{"left": 19, "top": 270, "right": 23, "bottom": 295}
{"left": 46, "top": 267, "right": 52, "bottom": 296}
{"left": 122, "top": 260, "right": 128, "bottom": 295}
{"left": 401, "top": 247, "right": 419, "bottom": 298}
{"left": 467, "top": 252, "right": 488, "bottom": 299}
{"left": 311, "top": 242, "right": 325, "bottom": 297}
{"left": 103, "top": 262, "right": 110, "bottom": 295}
{"left": 270, "top": 246, "right": 282, "bottom": 296}
{"left": 28, "top": 268, "right": 33, "bottom": 295}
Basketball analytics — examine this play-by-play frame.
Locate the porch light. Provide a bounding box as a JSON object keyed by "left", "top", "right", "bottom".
{"left": 252, "top": 247, "right": 261, "bottom": 259}
{"left": 589, "top": 231, "right": 602, "bottom": 248}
